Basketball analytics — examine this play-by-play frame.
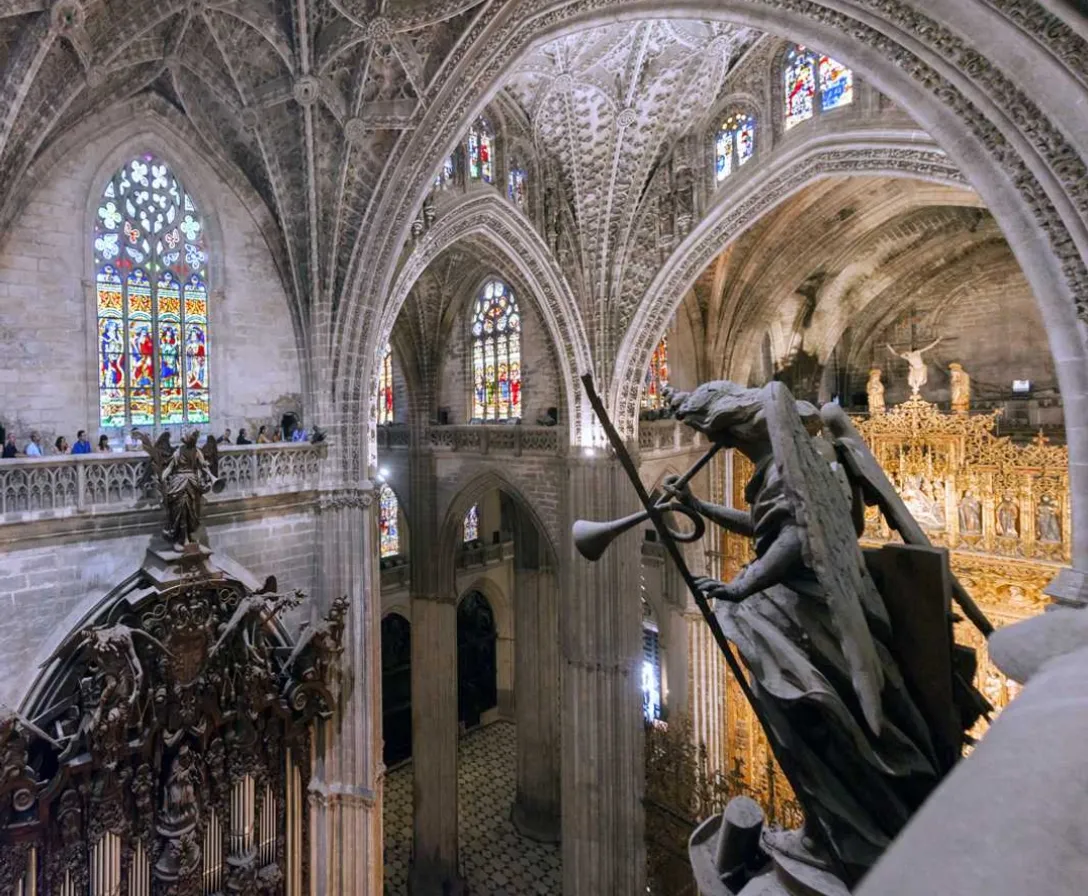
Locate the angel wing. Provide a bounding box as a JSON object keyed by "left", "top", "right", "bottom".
{"left": 202, "top": 435, "right": 219, "bottom": 477}
{"left": 763, "top": 382, "right": 885, "bottom": 735}
{"left": 819, "top": 403, "right": 992, "bottom": 637}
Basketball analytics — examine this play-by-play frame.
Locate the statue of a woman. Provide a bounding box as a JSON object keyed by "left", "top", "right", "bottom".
{"left": 161, "top": 431, "right": 216, "bottom": 549}
{"left": 664, "top": 381, "right": 942, "bottom": 883}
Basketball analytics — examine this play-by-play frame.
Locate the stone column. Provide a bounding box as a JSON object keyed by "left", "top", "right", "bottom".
{"left": 561, "top": 456, "right": 646, "bottom": 895}
{"left": 407, "top": 448, "right": 464, "bottom": 894}
{"left": 308, "top": 486, "right": 384, "bottom": 896}
{"left": 511, "top": 524, "right": 561, "bottom": 842}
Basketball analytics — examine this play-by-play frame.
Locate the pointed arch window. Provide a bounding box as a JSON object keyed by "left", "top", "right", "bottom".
{"left": 507, "top": 163, "right": 528, "bottom": 210}
{"left": 715, "top": 111, "right": 755, "bottom": 182}
{"left": 463, "top": 504, "right": 479, "bottom": 543}
{"left": 379, "top": 484, "right": 400, "bottom": 557}
{"left": 784, "top": 45, "right": 852, "bottom": 130}
{"left": 94, "top": 152, "right": 209, "bottom": 428}
{"left": 468, "top": 119, "right": 494, "bottom": 183}
{"left": 642, "top": 337, "right": 669, "bottom": 410}
{"left": 377, "top": 341, "right": 393, "bottom": 425}
{"left": 471, "top": 279, "right": 522, "bottom": 421}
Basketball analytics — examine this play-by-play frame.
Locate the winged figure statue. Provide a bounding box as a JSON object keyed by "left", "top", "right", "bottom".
{"left": 664, "top": 381, "right": 960, "bottom": 881}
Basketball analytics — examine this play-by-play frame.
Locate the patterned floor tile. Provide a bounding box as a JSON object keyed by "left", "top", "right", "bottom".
{"left": 383, "top": 722, "right": 561, "bottom": 895}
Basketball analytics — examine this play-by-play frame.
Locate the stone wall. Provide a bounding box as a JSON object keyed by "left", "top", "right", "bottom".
{"left": 0, "top": 127, "right": 303, "bottom": 448}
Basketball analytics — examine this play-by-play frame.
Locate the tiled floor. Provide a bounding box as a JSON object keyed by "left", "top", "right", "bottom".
{"left": 383, "top": 721, "right": 562, "bottom": 895}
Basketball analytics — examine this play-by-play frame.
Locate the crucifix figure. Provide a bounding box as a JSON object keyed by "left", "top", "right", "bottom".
{"left": 887, "top": 337, "right": 941, "bottom": 396}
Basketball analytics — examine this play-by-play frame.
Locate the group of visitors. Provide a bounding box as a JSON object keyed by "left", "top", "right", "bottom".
{"left": 0, "top": 416, "right": 306, "bottom": 459}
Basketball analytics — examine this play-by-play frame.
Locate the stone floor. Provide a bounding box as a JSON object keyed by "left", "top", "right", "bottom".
{"left": 383, "top": 721, "right": 562, "bottom": 895}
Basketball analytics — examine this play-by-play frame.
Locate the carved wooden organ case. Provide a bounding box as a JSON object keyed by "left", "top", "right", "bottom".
{"left": 0, "top": 563, "right": 348, "bottom": 896}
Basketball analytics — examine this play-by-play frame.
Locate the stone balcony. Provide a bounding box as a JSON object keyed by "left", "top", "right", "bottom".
{"left": 376, "top": 424, "right": 563, "bottom": 456}
{"left": 380, "top": 539, "right": 515, "bottom": 592}
{"left": 0, "top": 441, "right": 327, "bottom": 527}
{"left": 638, "top": 418, "right": 700, "bottom": 455}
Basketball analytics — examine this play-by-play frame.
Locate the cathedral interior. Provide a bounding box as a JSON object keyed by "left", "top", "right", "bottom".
{"left": 0, "top": 2, "right": 1086, "bottom": 895}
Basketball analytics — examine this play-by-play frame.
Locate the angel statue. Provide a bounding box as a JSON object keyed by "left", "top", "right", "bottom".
{"left": 160, "top": 431, "right": 219, "bottom": 549}
{"left": 887, "top": 337, "right": 941, "bottom": 396}
{"left": 662, "top": 380, "right": 988, "bottom": 889}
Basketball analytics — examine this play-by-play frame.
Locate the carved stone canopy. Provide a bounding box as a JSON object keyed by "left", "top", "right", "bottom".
{"left": 0, "top": 545, "right": 347, "bottom": 895}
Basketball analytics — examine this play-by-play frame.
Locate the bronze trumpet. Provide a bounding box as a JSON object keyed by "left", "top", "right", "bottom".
{"left": 572, "top": 442, "right": 722, "bottom": 561}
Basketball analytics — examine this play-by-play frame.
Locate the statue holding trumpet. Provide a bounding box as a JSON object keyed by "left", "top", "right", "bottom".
{"left": 573, "top": 376, "right": 991, "bottom": 895}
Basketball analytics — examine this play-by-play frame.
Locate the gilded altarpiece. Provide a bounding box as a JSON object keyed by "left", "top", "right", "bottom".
{"left": 715, "top": 396, "right": 1068, "bottom": 813}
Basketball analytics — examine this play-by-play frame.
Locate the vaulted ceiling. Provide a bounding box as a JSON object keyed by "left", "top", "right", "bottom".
{"left": 674, "top": 175, "right": 1035, "bottom": 386}
{"left": 503, "top": 21, "right": 758, "bottom": 302}
{"left": 0, "top": 0, "right": 485, "bottom": 319}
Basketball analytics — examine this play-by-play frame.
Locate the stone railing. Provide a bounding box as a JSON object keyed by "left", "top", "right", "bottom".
{"left": 0, "top": 442, "right": 327, "bottom": 523}
{"left": 638, "top": 419, "right": 700, "bottom": 454}
{"left": 375, "top": 425, "right": 411, "bottom": 451}
{"left": 379, "top": 539, "right": 515, "bottom": 592}
{"left": 427, "top": 425, "right": 562, "bottom": 456}
{"left": 456, "top": 539, "right": 515, "bottom": 569}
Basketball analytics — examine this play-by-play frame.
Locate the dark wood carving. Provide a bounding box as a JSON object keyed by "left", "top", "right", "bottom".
{"left": 0, "top": 554, "right": 347, "bottom": 894}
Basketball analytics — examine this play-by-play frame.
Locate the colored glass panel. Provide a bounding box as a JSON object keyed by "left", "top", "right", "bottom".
{"left": 469, "top": 120, "right": 493, "bottom": 183}
{"left": 507, "top": 166, "right": 528, "bottom": 209}
{"left": 819, "top": 55, "right": 853, "bottom": 111}
{"left": 471, "top": 279, "right": 521, "bottom": 421}
{"left": 435, "top": 155, "right": 455, "bottom": 189}
{"left": 97, "top": 266, "right": 126, "bottom": 427}
{"left": 377, "top": 342, "right": 394, "bottom": 424}
{"left": 715, "top": 112, "right": 755, "bottom": 183}
{"left": 92, "top": 152, "right": 210, "bottom": 427}
{"left": 463, "top": 504, "right": 479, "bottom": 543}
{"left": 379, "top": 484, "right": 400, "bottom": 557}
{"left": 642, "top": 337, "right": 669, "bottom": 410}
{"left": 784, "top": 46, "right": 816, "bottom": 129}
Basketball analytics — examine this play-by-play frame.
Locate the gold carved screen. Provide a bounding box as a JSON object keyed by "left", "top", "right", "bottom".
{"left": 714, "top": 396, "right": 1068, "bottom": 809}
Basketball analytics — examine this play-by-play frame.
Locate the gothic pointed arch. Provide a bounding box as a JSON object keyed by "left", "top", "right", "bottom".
{"left": 470, "top": 277, "right": 522, "bottom": 422}
{"left": 93, "top": 152, "right": 211, "bottom": 428}
{"left": 376, "top": 192, "right": 589, "bottom": 445}
{"left": 612, "top": 134, "right": 970, "bottom": 436}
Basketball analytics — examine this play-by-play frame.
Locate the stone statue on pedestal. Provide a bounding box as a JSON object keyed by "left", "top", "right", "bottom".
{"left": 949, "top": 363, "right": 971, "bottom": 413}
{"left": 866, "top": 368, "right": 885, "bottom": 416}
{"left": 887, "top": 338, "right": 941, "bottom": 396}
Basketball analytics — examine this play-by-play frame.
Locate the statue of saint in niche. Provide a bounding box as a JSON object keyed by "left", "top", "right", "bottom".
{"left": 958, "top": 489, "right": 982, "bottom": 535}
{"left": 996, "top": 493, "right": 1020, "bottom": 537}
{"left": 1036, "top": 496, "right": 1061, "bottom": 543}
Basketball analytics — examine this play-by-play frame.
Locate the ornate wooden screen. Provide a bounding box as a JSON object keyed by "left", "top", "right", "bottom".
{"left": 0, "top": 561, "right": 346, "bottom": 896}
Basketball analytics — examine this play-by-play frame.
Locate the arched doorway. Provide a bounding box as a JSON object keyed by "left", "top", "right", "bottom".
{"left": 457, "top": 590, "right": 498, "bottom": 730}
{"left": 381, "top": 613, "right": 413, "bottom": 766}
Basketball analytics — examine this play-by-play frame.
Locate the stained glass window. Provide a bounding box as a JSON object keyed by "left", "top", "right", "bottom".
{"left": 471, "top": 279, "right": 522, "bottom": 421}
{"left": 94, "top": 153, "right": 209, "bottom": 427}
{"left": 642, "top": 338, "right": 669, "bottom": 410}
{"left": 507, "top": 165, "right": 527, "bottom": 210}
{"left": 784, "top": 46, "right": 817, "bottom": 129}
{"left": 379, "top": 484, "right": 400, "bottom": 557}
{"left": 463, "top": 504, "right": 479, "bottom": 543}
{"left": 468, "top": 119, "right": 494, "bottom": 183}
{"left": 818, "top": 54, "right": 853, "bottom": 111}
{"left": 377, "top": 341, "right": 393, "bottom": 425}
{"left": 435, "top": 155, "right": 455, "bottom": 189}
{"left": 784, "top": 45, "right": 852, "bottom": 130}
{"left": 715, "top": 111, "right": 756, "bottom": 182}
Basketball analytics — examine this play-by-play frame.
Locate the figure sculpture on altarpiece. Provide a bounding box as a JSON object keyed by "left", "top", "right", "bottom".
{"left": 887, "top": 338, "right": 941, "bottom": 396}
